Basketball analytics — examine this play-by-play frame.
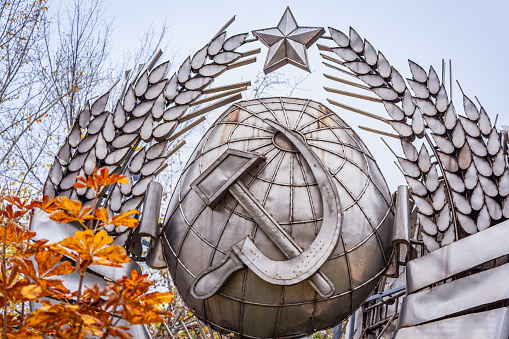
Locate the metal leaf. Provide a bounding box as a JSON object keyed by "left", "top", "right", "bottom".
{"left": 68, "top": 152, "right": 88, "bottom": 172}
{"left": 464, "top": 164, "right": 478, "bottom": 190}
{"left": 485, "top": 195, "right": 502, "bottom": 220}
{"left": 493, "top": 150, "right": 506, "bottom": 177}
{"left": 443, "top": 103, "right": 457, "bottom": 130}
{"left": 422, "top": 232, "right": 440, "bottom": 252}
{"left": 103, "top": 116, "right": 115, "bottom": 143}
{"left": 427, "top": 66, "right": 440, "bottom": 95}
{"left": 436, "top": 204, "right": 450, "bottom": 232}
{"left": 145, "top": 80, "right": 167, "bottom": 100}
{"left": 390, "top": 67, "right": 406, "bottom": 93}
{"left": 401, "top": 138, "right": 418, "bottom": 161}
{"left": 432, "top": 183, "right": 446, "bottom": 211}
{"left": 451, "top": 123, "right": 465, "bottom": 148}
{"left": 499, "top": 170, "right": 509, "bottom": 197}
{"left": 43, "top": 180, "right": 56, "bottom": 198}
{"left": 120, "top": 168, "right": 133, "bottom": 195}
{"left": 164, "top": 74, "right": 178, "bottom": 101}
{"left": 417, "top": 144, "right": 431, "bottom": 173}
{"left": 402, "top": 90, "right": 415, "bottom": 117}
{"left": 163, "top": 105, "right": 189, "bottom": 121}
{"left": 377, "top": 52, "right": 391, "bottom": 78}
{"left": 329, "top": 27, "right": 349, "bottom": 47}
{"left": 412, "top": 107, "right": 425, "bottom": 136}
{"left": 459, "top": 116, "right": 480, "bottom": 138}
{"left": 363, "top": 40, "right": 377, "bottom": 66}
{"left": 471, "top": 183, "right": 484, "bottom": 211}
{"left": 419, "top": 213, "right": 437, "bottom": 236}
{"left": 56, "top": 140, "right": 71, "bottom": 166}
{"left": 152, "top": 93, "right": 165, "bottom": 120}
{"left": 146, "top": 141, "right": 168, "bottom": 160}
{"left": 95, "top": 133, "right": 107, "bottom": 160}
{"left": 425, "top": 165, "right": 439, "bottom": 192}
{"left": 424, "top": 116, "right": 446, "bottom": 135}
{"left": 442, "top": 226, "right": 455, "bottom": 246}
{"left": 78, "top": 135, "right": 98, "bottom": 153}
{"left": 110, "top": 184, "right": 122, "bottom": 212}
{"left": 456, "top": 212, "right": 476, "bottom": 235}
{"left": 112, "top": 133, "right": 138, "bottom": 149}
{"left": 132, "top": 100, "right": 154, "bottom": 118}
{"left": 124, "top": 85, "right": 136, "bottom": 112}
{"left": 78, "top": 103, "right": 91, "bottom": 128}
{"left": 406, "top": 176, "right": 427, "bottom": 196}
{"left": 91, "top": 92, "right": 109, "bottom": 116}
{"left": 141, "top": 158, "right": 166, "bottom": 176}
{"left": 373, "top": 87, "right": 398, "bottom": 101}
{"left": 479, "top": 175, "right": 498, "bottom": 197}
{"left": 384, "top": 102, "right": 405, "bottom": 121}
{"left": 477, "top": 205, "right": 490, "bottom": 231}
{"left": 113, "top": 102, "right": 126, "bottom": 129}
{"left": 433, "top": 135, "right": 454, "bottom": 154}
{"left": 407, "top": 79, "right": 429, "bottom": 99}
{"left": 153, "top": 121, "right": 178, "bottom": 141}
{"left": 59, "top": 171, "right": 79, "bottom": 190}
{"left": 123, "top": 116, "right": 145, "bottom": 134}
{"left": 445, "top": 171, "right": 465, "bottom": 193}
{"left": 437, "top": 151, "right": 459, "bottom": 172}
{"left": 132, "top": 176, "right": 154, "bottom": 196}
{"left": 120, "top": 196, "right": 143, "bottom": 214}
{"left": 140, "top": 114, "right": 153, "bottom": 142}
{"left": 175, "top": 91, "right": 201, "bottom": 105}
{"left": 478, "top": 107, "right": 492, "bottom": 136}
{"left": 208, "top": 32, "right": 226, "bottom": 56}
{"left": 452, "top": 191, "right": 472, "bottom": 214}
{"left": 199, "top": 64, "right": 227, "bottom": 77}
{"left": 408, "top": 60, "right": 427, "bottom": 83}
{"left": 185, "top": 77, "right": 213, "bottom": 91}
{"left": 358, "top": 74, "right": 384, "bottom": 87}
{"left": 349, "top": 27, "right": 363, "bottom": 53}
{"left": 223, "top": 33, "right": 248, "bottom": 51}
{"left": 69, "top": 123, "right": 81, "bottom": 148}
{"left": 389, "top": 121, "right": 413, "bottom": 138}
{"left": 135, "top": 70, "right": 149, "bottom": 97}
{"left": 177, "top": 57, "right": 191, "bottom": 83}
{"left": 191, "top": 46, "right": 209, "bottom": 70}
{"left": 504, "top": 197, "right": 509, "bottom": 218}
{"left": 487, "top": 129, "right": 500, "bottom": 156}
{"left": 436, "top": 86, "right": 449, "bottom": 112}
{"left": 84, "top": 149, "right": 96, "bottom": 175}
{"left": 88, "top": 112, "right": 108, "bottom": 135}
{"left": 458, "top": 143, "right": 472, "bottom": 170}
{"left": 468, "top": 138, "right": 488, "bottom": 157}
{"left": 463, "top": 95, "right": 479, "bottom": 121}
{"left": 413, "top": 195, "right": 433, "bottom": 216}
{"left": 214, "top": 51, "right": 241, "bottom": 65}
{"left": 49, "top": 159, "right": 62, "bottom": 186}
{"left": 344, "top": 61, "right": 371, "bottom": 75}
{"left": 148, "top": 61, "right": 170, "bottom": 84}
{"left": 104, "top": 147, "right": 130, "bottom": 165}
{"left": 333, "top": 47, "right": 358, "bottom": 62}
{"left": 414, "top": 98, "right": 437, "bottom": 116}
{"left": 398, "top": 157, "right": 420, "bottom": 178}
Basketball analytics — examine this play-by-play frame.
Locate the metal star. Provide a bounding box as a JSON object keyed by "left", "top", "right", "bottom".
{"left": 252, "top": 7, "right": 325, "bottom": 74}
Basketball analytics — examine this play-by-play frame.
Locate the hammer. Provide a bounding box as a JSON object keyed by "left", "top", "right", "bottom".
{"left": 189, "top": 148, "right": 335, "bottom": 299}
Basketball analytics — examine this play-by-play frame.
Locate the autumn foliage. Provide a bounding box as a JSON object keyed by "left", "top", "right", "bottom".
{"left": 0, "top": 168, "right": 174, "bottom": 338}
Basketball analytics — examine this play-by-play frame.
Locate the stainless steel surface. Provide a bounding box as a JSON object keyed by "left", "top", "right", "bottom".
{"left": 406, "top": 218, "right": 509, "bottom": 294}
{"left": 163, "top": 97, "right": 393, "bottom": 338}
{"left": 252, "top": 7, "right": 324, "bottom": 74}
{"left": 393, "top": 307, "right": 509, "bottom": 339}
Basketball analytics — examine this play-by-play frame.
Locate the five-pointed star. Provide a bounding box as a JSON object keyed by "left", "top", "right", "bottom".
{"left": 252, "top": 7, "right": 325, "bottom": 74}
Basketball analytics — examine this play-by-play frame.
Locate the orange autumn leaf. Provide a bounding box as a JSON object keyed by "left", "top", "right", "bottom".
{"left": 110, "top": 209, "right": 140, "bottom": 228}
{"left": 31, "top": 195, "right": 58, "bottom": 213}
{"left": 94, "top": 206, "right": 109, "bottom": 225}
{"left": 48, "top": 196, "right": 93, "bottom": 225}
{"left": 20, "top": 285, "right": 43, "bottom": 300}
{"left": 74, "top": 167, "right": 128, "bottom": 191}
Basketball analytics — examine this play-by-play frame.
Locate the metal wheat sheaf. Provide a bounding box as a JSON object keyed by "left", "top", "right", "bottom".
{"left": 162, "top": 98, "right": 393, "bottom": 338}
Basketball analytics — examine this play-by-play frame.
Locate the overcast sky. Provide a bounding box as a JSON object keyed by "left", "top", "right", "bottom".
{"left": 97, "top": 0, "right": 508, "bottom": 191}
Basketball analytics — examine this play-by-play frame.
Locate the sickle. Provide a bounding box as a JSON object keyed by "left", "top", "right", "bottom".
{"left": 231, "top": 119, "right": 342, "bottom": 286}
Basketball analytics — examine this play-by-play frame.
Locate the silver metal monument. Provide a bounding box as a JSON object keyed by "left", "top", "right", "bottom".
{"left": 38, "top": 5, "right": 509, "bottom": 339}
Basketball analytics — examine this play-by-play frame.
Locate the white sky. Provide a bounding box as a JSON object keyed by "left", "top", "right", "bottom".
{"left": 99, "top": 0, "right": 509, "bottom": 192}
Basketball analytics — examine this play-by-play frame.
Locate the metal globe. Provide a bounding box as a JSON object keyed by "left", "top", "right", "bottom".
{"left": 162, "top": 97, "right": 393, "bottom": 338}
